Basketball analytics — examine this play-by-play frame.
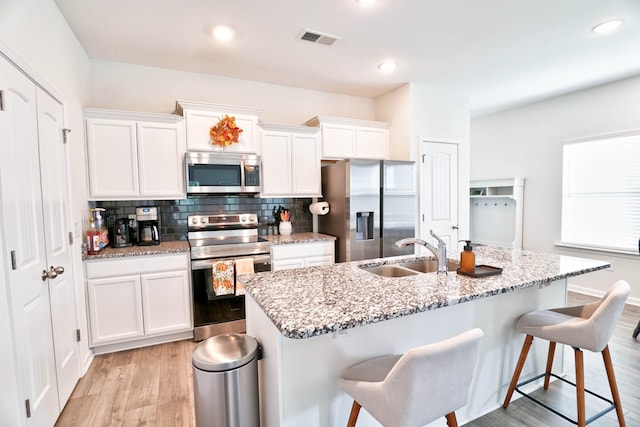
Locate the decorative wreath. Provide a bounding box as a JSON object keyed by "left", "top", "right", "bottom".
{"left": 210, "top": 115, "right": 243, "bottom": 147}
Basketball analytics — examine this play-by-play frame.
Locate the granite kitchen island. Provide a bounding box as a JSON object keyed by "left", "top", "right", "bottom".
{"left": 239, "top": 246, "right": 609, "bottom": 427}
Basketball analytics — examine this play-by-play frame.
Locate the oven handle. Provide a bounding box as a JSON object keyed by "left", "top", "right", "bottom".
{"left": 191, "top": 254, "right": 272, "bottom": 271}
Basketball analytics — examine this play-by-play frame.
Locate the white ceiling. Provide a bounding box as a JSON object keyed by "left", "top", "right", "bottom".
{"left": 54, "top": 0, "right": 640, "bottom": 117}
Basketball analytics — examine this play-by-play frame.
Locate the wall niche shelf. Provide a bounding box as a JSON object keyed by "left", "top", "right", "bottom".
{"left": 470, "top": 177, "right": 525, "bottom": 249}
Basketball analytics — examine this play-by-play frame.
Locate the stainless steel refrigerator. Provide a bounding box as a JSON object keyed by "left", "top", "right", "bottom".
{"left": 319, "top": 159, "right": 417, "bottom": 263}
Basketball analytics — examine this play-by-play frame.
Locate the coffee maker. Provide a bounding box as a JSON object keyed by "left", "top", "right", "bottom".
{"left": 110, "top": 218, "right": 133, "bottom": 248}
{"left": 136, "top": 206, "right": 160, "bottom": 246}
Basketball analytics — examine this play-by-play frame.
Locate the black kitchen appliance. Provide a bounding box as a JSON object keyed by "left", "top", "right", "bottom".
{"left": 110, "top": 218, "right": 133, "bottom": 248}
{"left": 136, "top": 206, "right": 160, "bottom": 245}
{"left": 188, "top": 213, "right": 271, "bottom": 341}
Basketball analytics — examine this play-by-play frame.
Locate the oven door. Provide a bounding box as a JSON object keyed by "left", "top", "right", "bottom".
{"left": 190, "top": 254, "right": 270, "bottom": 340}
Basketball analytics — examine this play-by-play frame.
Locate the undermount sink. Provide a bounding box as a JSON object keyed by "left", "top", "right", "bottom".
{"left": 360, "top": 259, "right": 460, "bottom": 278}
{"left": 359, "top": 265, "right": 419, "bottom": 278}
{"left": 398, "top": 259, "right": 459, "bottom": 274}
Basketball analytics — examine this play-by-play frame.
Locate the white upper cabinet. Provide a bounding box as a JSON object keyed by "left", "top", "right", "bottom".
{"left": 305, "top": 116, "right": 390, "bottom": 160}
{"left": 260, "top": 124, "right": 321, "bottom": 198}
{"left": 84, "top": 109, "right": 185, "bottom": 200}
{"left": 175, "top": 100, "right": 262, "bottom": 154}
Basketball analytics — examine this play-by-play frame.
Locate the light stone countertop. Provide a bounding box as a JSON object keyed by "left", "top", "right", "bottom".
{"left": 82, "top": 232, "right": 335, "bottom": 260}
{"left": 83, "top": 240, "right": 190, "bottom": 260}
{"left": 238, "top": 245, "right": 610, "bottom": 339}
{"left": 264, "top": 232, "right": 336, "bottom": 245}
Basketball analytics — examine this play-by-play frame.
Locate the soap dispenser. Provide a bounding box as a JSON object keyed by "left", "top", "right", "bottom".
{"left": 459, "top": 240, "right": 475, "bottom": 273}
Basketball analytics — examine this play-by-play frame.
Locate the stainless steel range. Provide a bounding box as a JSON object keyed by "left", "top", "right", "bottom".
{"left": 188, "top": 213, "right": 271, "bottom": 341}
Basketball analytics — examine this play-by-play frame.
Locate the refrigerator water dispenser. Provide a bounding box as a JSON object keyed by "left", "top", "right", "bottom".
{"left": 356, "top": 212, "right": 374, "bottom": 240}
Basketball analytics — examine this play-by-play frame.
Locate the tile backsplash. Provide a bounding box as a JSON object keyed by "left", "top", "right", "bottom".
{"left": 95, "top": 197, "right": 313, "bottom": 242}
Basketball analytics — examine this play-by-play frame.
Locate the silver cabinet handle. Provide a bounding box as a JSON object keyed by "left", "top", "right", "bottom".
{"left": 41, "top": 265, "right": 65, "bottom": 281}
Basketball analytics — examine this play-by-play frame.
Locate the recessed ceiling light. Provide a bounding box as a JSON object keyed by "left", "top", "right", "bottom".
{"left": 591, "top": 20, "right": 623, "bottom": 34}
{"left": 378, "top": 61, "right": 398, "bottom": 73}
{"left": 212, "top": 25, "right": 235, "bottom": 42}
{"left": 357, "top": 0, "right": 378, "bottom": 4}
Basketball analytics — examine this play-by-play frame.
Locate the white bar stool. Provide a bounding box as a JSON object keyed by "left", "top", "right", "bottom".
{"left": 503, "top": 280, "right": 630, "bottom": 426}
{"left": 338, "top": 328, "right": 483, "bottom": 427}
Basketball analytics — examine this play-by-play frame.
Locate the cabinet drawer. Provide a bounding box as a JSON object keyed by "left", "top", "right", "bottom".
{"left": 86, "top": 253, "right": 189, "bottom": 279}
{"left": 271, "top": 241, "right": 334, "bottom": 260}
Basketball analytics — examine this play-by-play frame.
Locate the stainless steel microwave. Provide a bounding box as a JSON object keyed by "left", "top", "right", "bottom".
{"left": 185, "top": 151, "right": 261, "bottom": 195}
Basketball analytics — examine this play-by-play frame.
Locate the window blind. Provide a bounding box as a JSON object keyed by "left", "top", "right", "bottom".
{"left": 561, "top": 130, "right": 640, "bottom": 253}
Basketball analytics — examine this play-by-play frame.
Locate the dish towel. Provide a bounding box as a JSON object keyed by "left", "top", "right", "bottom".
{"left": 208, "top": 260, "right": 235, "bottom": 299}
{"left": 234, "top": 258, "right": 254, "bottom": 296}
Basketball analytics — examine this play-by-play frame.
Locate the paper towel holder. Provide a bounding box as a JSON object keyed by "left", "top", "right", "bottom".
{"left": 309, "top": 201, "right": 330, "bottom": 215}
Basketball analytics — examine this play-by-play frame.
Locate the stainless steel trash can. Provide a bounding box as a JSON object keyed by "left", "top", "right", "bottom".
{"left": 192, "top": 333, "right": 260, "bottom": 427}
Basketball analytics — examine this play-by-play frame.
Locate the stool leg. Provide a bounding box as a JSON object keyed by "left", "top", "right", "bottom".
{"left": 445, "top": 412, "right": 458, "bottom": 427}
{"left": 602, "top": 346, "right": 626, "bottom": 427}
{"left": 543, "top": 341, "right": 556, "bottom": 390}
{"left": 347, "top": 401, "right": 361, "bottom": 427}
{"left": 503, "top": 335, "right": 533, "bottom": 408}
{"left": 574, "top": 348, "right": 586, "bottom": 427}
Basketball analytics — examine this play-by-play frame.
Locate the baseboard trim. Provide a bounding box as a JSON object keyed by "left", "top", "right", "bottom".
{"left": 91, "top": 330, "right": 194, "bottom": 355}
{"left": 568, "top": 284, "right": 640, "bottom": 307}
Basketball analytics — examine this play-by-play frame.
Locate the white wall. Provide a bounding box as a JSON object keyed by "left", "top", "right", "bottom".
{"left": 410, "top": 84, "right": 472, "bottom": 247}
{"left": 471, "top": 75, "right": 640, "bottom": 301}
{"left": 375, "top": 84, "right": 412, "bottom": 161}
{"left": 89, "top": 60, "right": 376, "bottom": 124}
{"left": 0, "top": 0, "right": 92, "bottom": 423}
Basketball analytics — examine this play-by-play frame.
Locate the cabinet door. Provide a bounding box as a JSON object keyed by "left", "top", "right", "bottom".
{"left": 184, "top": 109, "right": 258, "bottom": 153}
{"left": 87, "top": 276, "right": 144, "bottom": 345}
{"left": 260, "top": 130, "right": 292, "bottom": 196}
{"left": 141, "top": 270, "right": 192, "bottom": 336}
{"left": 322, "top": 124, "right": 355, "bottom": 159}
{"left": 304, "top": 255, "right": 335, "bottom": 267}
{"left": 272, "top": 259, "right": 306, "bottom": 271}
{"left": 291, "top": 132, "right": 321, "bottom": 196}
{"left": 137, "top": 121, "right": 185, "bottom": 199}
{"left": 356, "top": 126, "right": 388, "bottom": 159}
{"left": 86, "top": 118, "right": 139, "bottom": 198}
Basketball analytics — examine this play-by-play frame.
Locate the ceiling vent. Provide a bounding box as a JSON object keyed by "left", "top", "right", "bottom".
{"left": 297, "top": 29, "right": 341, "bottom": 46}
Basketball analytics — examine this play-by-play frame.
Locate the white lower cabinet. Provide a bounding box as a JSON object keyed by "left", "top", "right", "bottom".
{"left": 271, "top": 241, "right": 335, "bottom": 271}
{"left": 86, "top": 253, "right": 192, "bottom": 350}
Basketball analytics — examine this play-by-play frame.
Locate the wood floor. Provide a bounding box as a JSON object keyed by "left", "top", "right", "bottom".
{"left": 56, "top": 292, "right": 640, "bottom": 427}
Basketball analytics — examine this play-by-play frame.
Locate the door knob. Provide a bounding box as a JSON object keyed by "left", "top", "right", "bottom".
{"left": 41, "top": 265, "right": 65, "bottom": 281}
{"left": 452, "top": 225, "right": 460, "bottom": 230}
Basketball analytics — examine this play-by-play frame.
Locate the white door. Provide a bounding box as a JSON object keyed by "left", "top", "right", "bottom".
{"left": 36, "top": 88, "right": 80, "bottom": 408}
{"left": 0, "top": 56, "right": 59, "bottom": 426}
{"left": 420, "top": 141, "right": 459, "bottom": 252}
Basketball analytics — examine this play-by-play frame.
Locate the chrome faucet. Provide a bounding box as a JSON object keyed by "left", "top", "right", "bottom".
{"left": 395, "top": 230, "right": 448, "bottom": 274}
